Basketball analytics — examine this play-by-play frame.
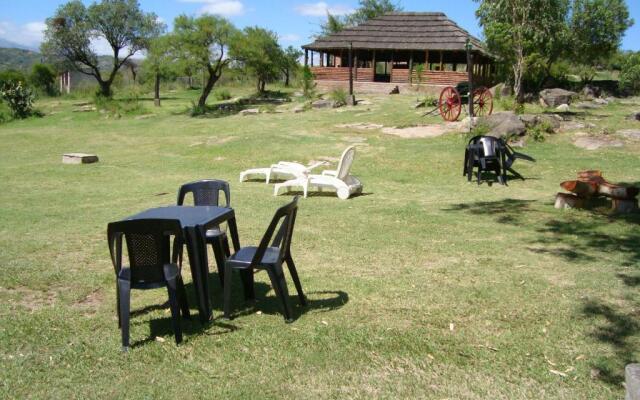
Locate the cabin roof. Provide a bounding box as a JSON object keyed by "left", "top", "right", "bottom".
{"left": 303, "top": 12, "right": 490, "bottom": 56}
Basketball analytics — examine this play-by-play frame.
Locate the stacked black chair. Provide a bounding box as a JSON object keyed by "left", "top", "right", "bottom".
{"left": 107, "top": 219, "right": 190, "bottom": 351}
{"left": 502, "top": 142, "right": 536, "bottom": 180}
{"left": 177, "top": 180, "right": 231, "bottom": 282}
{"left": 223, "top": 197, "right": 306, "bottom": 322}
{"left": 464, "top": 135, "right": 506, "bottom": 185}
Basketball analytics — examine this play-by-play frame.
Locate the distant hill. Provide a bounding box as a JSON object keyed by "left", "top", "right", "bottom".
{"left": 0, "top": 47, "right": 42, "bottom": 71}
{"left": 0, "top": 46, "right": 142, "bottom": 76}
{"left": 0, "top": 39, "right": 37, "bottom": 52}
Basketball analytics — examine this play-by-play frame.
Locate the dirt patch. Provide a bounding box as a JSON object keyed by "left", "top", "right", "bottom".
{"left": 618, "top": 129, "right": 640, "bottom": 140}
{"left": 382, "top": 122, "right": 464, "bottom": 139}
{"left": 72, "top": 290, "right": 104, "bottom": 315}
{"left": 335, "top": 123, "right": 383, "bottom": 131}
{"left": 573, "top": 135, "right": 624, "bottom": 150}
{"left": 1, "top": 287, "right": 57, "bottom": 312}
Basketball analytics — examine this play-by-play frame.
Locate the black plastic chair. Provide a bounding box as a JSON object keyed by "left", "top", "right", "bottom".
{"left": 223, "top": 197, "right": 306, "bottom": 322}
{"left": 463, "top": 135, "right": 507, "bottom": 185}
{"left": 107, "top": 219, "right": 190, "bottom": 351}
{"left": 177, "top": 180, "right": 231, "bottom": 282}
{"left": 502, "top": 142, "right": 536, "bottom": 180}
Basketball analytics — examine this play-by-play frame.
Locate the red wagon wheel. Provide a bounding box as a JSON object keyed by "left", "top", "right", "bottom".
{"left": 472, "top": 87, "right": 494, "bottom": 117}
{"left": 438, "top": 86, "right": 462, "bottom": 122}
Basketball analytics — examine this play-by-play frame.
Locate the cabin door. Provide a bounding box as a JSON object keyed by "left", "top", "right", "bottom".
{"left": 374, "top": 62, "right": 392, "bottom": 83}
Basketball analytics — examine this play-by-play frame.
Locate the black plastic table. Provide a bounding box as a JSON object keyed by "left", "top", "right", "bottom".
{"left": 124, "top": 206, "right": 241, "bottom": 323}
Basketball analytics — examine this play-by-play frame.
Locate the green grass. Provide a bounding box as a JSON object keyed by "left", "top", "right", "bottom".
{"left": 0, "top": 86, "right": 639, "bottom": 399}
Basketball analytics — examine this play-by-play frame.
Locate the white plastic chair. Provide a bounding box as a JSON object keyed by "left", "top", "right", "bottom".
{"left": 273, "top": 146, "right": 363, "bottom": 200}
{"left": 239, "top": 161, "right": 327, "bottom": 183}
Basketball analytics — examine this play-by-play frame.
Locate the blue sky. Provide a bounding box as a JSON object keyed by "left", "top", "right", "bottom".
{"left": 1, "top": 0, "right": 638, "bottom": 53}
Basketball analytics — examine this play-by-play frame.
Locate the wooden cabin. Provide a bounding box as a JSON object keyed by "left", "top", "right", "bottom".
{"left": 302, "top": 12, "right": 494, "bottom": 94}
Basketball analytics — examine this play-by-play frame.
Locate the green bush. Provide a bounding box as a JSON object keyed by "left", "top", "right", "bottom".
{"left": 0, "top": 69, "right": 27, "bottom": 86}
{"left": 0, "top": 81, "right": 35, "bottom": 118}
{"left": 93, "top": 94, "right": 145, "bottom": 118}
{"left": 30, "top": 64, "right": 58, "bottom": 96}
{"left": 214, "top": 89, "right": 232, "bottom": 101}
{"left": 0, "top": 102, "right": 12, "bottom": 124}
{"left": 619, "top": 52, "right": 640, "bottom": 95}
{"left": 301, "top": 66, "right": 316, "bottom": 99}
{"left": 329, "top": 88, "right": 348, "bottom": 106}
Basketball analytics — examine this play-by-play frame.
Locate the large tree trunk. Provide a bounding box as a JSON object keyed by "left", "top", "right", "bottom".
{"left": 154, "top": 72, "right": 161, "bottom": 107}
{"left": 197, "top": 68, "right": 218, "bottom": 108}
{"left": 97, "top": 80, "right": 112, "bottom": 98}
{"left": 513, "top": 46, "right": 525, "bottom": 104}
{"left": 284, "top": 70, "right": 290, "bottom": 87}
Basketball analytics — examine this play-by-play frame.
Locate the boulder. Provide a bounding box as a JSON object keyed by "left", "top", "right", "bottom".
{"left": 556, "top": 104, "right": 570, "bottom": 112}
{"left": 312, "top": 99, "right": 337, "bottom": 109}
{"left": 480, "top": 111, "right": 526, "bottom": 138}
{"left": 240, "top": 108, "right": 259, "bottom": 115}
{"left": 582, "top": 84, "right": 602, "bottom": 99}
{"left": 518, "top": 114, "right": 561, "bottom": 132}
{"left": 626, "top": 112, "right": 640, "bottom": 121}
{"left": 618, "top": 129, "right": 640, "bottom": 140}
{"left": 593, "top": 98, "right": 608, "bottom": 105}
{"left": 540, "top": 88, "right": 577, "bottom": 108}
{"left": 573, "top": 136, "right": 624, "bottom": 150}
{"left": 292, "top": 105, "right": 306, "bottom": 113}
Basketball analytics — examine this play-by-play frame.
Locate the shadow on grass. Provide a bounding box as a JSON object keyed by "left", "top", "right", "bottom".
{"left": 443, "top": 198, "right": 640, "bottom": 264}
{"left": 277, "top": 190, "right": 374, "bottom": 199}
{"left": 207, "top": 271, "right": 349, "bottom": 321}
{"left": 444, "top": 198, "right": 640, "bottom": 387}
{"left": 582, "top": 297, "right": 639, "bottom": 385}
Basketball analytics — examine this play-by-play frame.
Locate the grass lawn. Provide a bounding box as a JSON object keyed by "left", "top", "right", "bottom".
{"left": 0, "top": 87, "right": 639, "bottom": 399}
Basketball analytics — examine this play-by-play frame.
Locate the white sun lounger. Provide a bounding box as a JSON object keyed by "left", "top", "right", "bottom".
{"left": 239, "top": 161, "right": 327, "bottom": 183}
{"left": 273, "top": 146, "right": 363, "bottom": 200}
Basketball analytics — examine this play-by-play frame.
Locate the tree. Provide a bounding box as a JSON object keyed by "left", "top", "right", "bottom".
{"left": 30, "top": 64, "right": 58, "bottom": 96}
{"left": 41, "top": 0, "right": 163, "bottom": 97}
{"left": 475, "top": 0, "right": 568, "bottom": 103}
{"left": 346, "top": 0, "right": 402, "bottom": 26}
{"left": 141, "top": 36, "right": 176, "bottom": 106}
{"left": 570, "top": 0, "right": 633, "bottom": 82}
{"left": 281, "top": 46, "right": 303, "bottom": 86}
{"left": 172, "top": 14, "right": 237, "bottom": 108}
{"left": 230, "top": 27, "right": 283, "bottom": 93}
{"left": 619, "top": 51, "right": 640, "bottom": 94}
{"left": 320, "top": 0, "right": 401, "bottom": 35}
{"left": 320, "top": 13, "right": 347, "bottom": 36}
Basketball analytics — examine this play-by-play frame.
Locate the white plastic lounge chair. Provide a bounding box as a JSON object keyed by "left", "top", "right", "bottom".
{"left": 273, "top": 146, "right": 363, "bottom": 200}
{"left": 239, "top": 160, "right": 327, "bottom": 183}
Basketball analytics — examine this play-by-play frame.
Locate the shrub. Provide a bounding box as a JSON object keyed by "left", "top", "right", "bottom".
{"left": 619, "top": 52, "right": 640, "bottom": 95}
{"left": 0, "top": 69, "right": 27, "bottom": 86}
{"left": 329, "top": 87, "right": 348, "bottom": 106}
{"left": 93, "top": 93, "right": 145, "bottom": 118}
{"left": 30, "top": 64, "right": 58, "bottom": 96}
{"left": 0, "top": 81, "right": 35, "bottom": 118}
{"left": 498, "top": 95, "right": 524, "bottom": 114}
{"left": 301, "top": 66, "right": 316, "bottom": 99}
{"left": 214, "top": 89, "right": 232, "bottom": 101}
{"left": 414, "top": 63, "right": 425, "bottom": 86}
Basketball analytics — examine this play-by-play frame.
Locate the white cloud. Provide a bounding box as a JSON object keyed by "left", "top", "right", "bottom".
{"left": 0, "top": 20, "right": 45, "bottom": 49}
{"left": 280, "top": 33, "right": 301, "bottom": 42}
{"left": 295, "top": 2, "right": 353, "bottom": 17}
{"left": 179, "top": 0, "right": 245, "bottom": 17}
